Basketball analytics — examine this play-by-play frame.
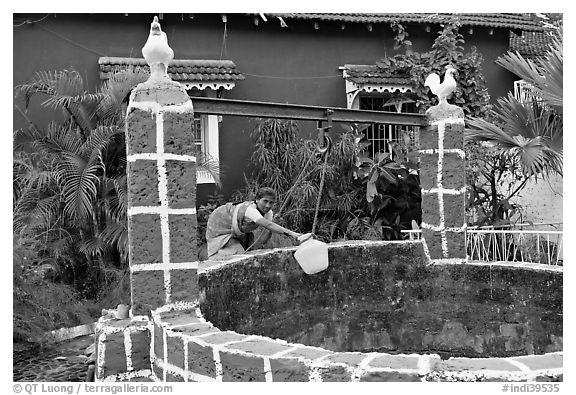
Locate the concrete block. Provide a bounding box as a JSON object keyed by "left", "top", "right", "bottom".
{"left": 419, "top": 153, "right": 439, "bottom": 189}
{"left": 201, "top": 331, "right": 248, "bottom": 345}
{"left": 128, "top": 214, "right": 162, "bottom": 265}
{"left": 168, "top": 214, "right": 198, "bottom": 263}
{"left": 169, "top": 268, "right": 199, "bottom": 302}
{"left": 163, "top": 112, "right": 197, "bottom": 155}
{"left": 152, "top": 322, "right": 164, "bottom": 362}
{"left": 226, "top": 339, "right": 293, "bottom": 356}
{"left": 325, "top": 352, "right": 365, "bottom": 366}
{"left": 443, "top": 194, "right": 465, "bottom": 227}
{"left": 359, "top": 371, "right": 421, "bottom": 382}
{"left": 421, "top": 194, "right": 440, "bottom": 226}
{"left": 369, "top": 354, "right": 420, "bottom": 370}
{"left": 419, "top": 125, "right": 439, "bottom": 150}
{"left": 422, "top": 231, "right": 443, "bottom": 259}
{"left": 166, "top": 335, "right": 185, "bottom": 369}
{"left": 442, "top": 154, "right": 465, "bottom": 189}
{"left": 187, "top": 341, "right": 217, "bottom": 378}
{"left": 319, "top": 365, "right": 351, "bottom": 382}
{"left": 443, "top": 123, "right": 464, "bottom": 149}
{"left": 126, "top": 109, "right": 156, "bottom": 155}
{"left": 220, "top": 351, "right": 265, "bottom": 382}
{"left": 165, "top": 160, "right": 196, "bottom": 208}
{"left": 102, "top": 332, "right": 127, "bottom": 377}
{"left": 131, "top": 271, "right": 165, "bottom": 315}
{"left": 130, "top": 330, "right": 151, "bottom": 371}
{"left": 128, "top": 160, "right": 159, "bottom": 207}
{"left": 270, "top": 358, "right": 310, "bottom": 382}
{"left": 446, "top": 231, "right": 466, "bottom": 259}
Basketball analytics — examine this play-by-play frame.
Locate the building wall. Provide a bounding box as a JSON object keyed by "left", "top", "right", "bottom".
{"left": 14, "top": 13, "right": 517, "bottom": 202}
{"left": 511, "top": 174, "right": 563, "bottom": 229}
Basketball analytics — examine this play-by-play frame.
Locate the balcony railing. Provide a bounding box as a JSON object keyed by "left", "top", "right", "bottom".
{"left": 401, "top": 225, "right": 563, "bottom": 266}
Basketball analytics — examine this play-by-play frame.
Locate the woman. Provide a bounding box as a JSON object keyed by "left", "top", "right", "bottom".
{"left": 206, "top": 187, "right": 309, "bottom": 259}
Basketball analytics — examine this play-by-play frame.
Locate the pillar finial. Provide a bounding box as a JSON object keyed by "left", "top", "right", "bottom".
{"left": 142, "top": 16, "right": 174, "bottom": 81}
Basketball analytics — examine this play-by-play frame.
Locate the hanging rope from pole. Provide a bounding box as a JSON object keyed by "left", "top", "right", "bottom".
{"left": 246, "top": 110, "right": 333, "bottom": 251}
{"left": 312, "top": 110, "right": 333, "bottom": 235}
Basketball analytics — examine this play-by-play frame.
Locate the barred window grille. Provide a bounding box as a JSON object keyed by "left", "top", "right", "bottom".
{"left": 359, "top": 96, "right": 419, "bottom": 159}
{"left": 192, "top": 114, "right": 206, "bottom": 155}
{"left": 514, "top": 80, "right": 537, "bottom": 104}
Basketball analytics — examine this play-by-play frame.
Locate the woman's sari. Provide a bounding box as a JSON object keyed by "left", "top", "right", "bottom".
{"left": 205, "top": 201, "right": 260, "bottom": 259}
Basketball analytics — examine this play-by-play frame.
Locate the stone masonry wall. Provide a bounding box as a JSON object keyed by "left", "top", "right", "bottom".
{"left": 126, "top": 78, "right": 199, "bottom": 315}
{"left": 149, "top": 301, "right": 562, "bottom": 382}
{"left": 419, "top": 103, "right": 467, "bottom": 262}
{"left": 94, "top": 243, "right": 563, "bottom": 382}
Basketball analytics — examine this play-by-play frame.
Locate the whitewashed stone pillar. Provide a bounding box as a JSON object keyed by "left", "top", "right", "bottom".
{"left": 419, "top": 102, "right": 467, "bottom": 263}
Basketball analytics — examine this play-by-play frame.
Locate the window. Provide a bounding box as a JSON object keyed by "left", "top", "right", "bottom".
{"left": 359, "top": 95, "right": 419, "bottom": 159}
{"left": 186, "top": 89, "right": 221, "bottom": 184}
{"left": 340, "top": 65, "right": 419, "bottom": 161}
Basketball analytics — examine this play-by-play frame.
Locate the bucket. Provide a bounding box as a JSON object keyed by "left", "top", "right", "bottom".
{"left": 116, "top": 304, "right": 130, "bottom": 319}
{"left": 294, "top": 238, "right": 329, "bottom": 275}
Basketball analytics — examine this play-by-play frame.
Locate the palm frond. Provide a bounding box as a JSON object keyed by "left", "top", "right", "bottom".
{"left": 56, "top": 152, "right": 101, "bottom": 223}
{"left": 16, "top": 70, "right": 98, "bottom": 109}
{"left": 497, "top": 29, "right": 562, "bottom": 115}
{"left": 15, "top": 70, "right": 98, "bottom": 134}
{"left": 14, "top": 193, "right": 61, "bottom": 233}
{"left": 78, "top": 235, "right": 108, "bottom": 258}
{"left": 95, "top": 68, "right": 149, "bottom": 124}
{"left": 196, "top": 151, "right": 222, "bottom": 187}
{"left": 34, "top": 122, "right": 83, "bottom": 156}
{"left": 99, "top": 221, "right": 129, "bottom": 264}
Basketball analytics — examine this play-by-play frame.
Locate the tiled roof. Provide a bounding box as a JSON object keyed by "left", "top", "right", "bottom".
{"left": 98, "top": 57, "right": 245, "bottom": 82}
{"left": 343, "top": 64, "right": 412, "bottom": 86}
{"left": 260, "top": 13, "right": 547, "bottom": 31}
{"left": 509, "top": 31, "right": 555, "bottom": 58}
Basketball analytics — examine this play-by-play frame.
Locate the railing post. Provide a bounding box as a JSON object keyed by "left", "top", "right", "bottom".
{"left": 419, "top": 101, "right": 467, "bottom": 263}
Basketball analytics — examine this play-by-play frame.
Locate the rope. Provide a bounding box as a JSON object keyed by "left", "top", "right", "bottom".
{"left": 245, "top": 143, "right": 319, "bottom": 252}
{"left": 312, "top": 138, "right": 330, "bottom": 235}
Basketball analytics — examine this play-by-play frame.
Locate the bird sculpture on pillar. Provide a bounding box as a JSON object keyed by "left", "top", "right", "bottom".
{"left": 142, "top": 16, "right": 174, "bottom": 80}
{"left": 424, "top": 66, "right": 457, "bottom": 106}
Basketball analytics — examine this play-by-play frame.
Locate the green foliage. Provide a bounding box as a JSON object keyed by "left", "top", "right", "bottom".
{"left": 14, "top": 67, "right": 224, "bottom": 332}
{"left": 467, "top": 26, "right": 563, "bottom": 179}
{"left": 235, "top": 119, "right": 421, "bottom": 242}
{"left": 233, "top": 119, "right": 366, "bottom": 241}
{"left": 348, "top": 21, "right": 492, "bottom": 233}
{"left": 12, "top": 68, "right": 149, "bottom": 338}
{"left": 376, "top": 22, "right": 492, "bottom": 118}
{"left": 233, "top": 23, "right": 495, "bottom": 240}
{"left": 465, "top": 140, "right": 531, "bottom": 227}
{"left": 13, "top": 235, "right": 101, "bottom": 344}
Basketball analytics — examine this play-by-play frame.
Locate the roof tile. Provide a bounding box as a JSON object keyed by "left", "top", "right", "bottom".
{"left": 258, "top": 13, "right": 547, "bottom": 31}
{"left": 98, "top": 57, "right": 245, "bottom": 82}
{"left": 509, "top": 31, "right": 556, "bottom": 58}
{"left": 344, "top": 64, "right": 412, "bottom": 86}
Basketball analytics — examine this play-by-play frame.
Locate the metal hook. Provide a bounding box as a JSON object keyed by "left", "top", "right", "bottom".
{"left": 317, "top": 134, "right": 331, "bottom": 154}
{"left": 317, "top": 109, "right": 333, "bottom": 154}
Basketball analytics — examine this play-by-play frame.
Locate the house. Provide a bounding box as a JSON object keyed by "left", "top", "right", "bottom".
{"left": 13, "top": 13, "right": 551, "bottom": 204}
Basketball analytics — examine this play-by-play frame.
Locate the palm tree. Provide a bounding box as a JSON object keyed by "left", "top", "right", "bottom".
{"left": 14, "top": 67, "right": 221, "bottom": 295}
{"left": 466, "top": 26, "right": 563, "bottom": 178}
{"left": 14, "top": 69, "right": 148, "bottom": 292}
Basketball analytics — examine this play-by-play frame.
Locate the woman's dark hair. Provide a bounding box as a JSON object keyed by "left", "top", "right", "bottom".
{"left": 255, "top": 187, "right": 276, "bottom": 200}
